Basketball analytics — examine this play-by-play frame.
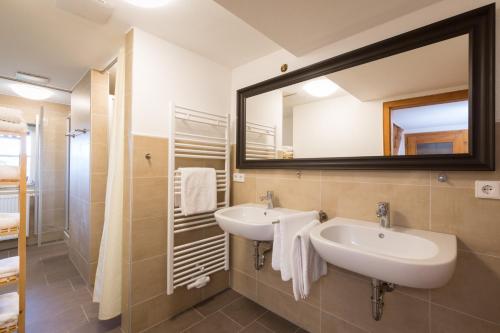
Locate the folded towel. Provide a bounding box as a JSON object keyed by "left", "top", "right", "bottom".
{"left": 0, "top": 213, "right": 19, "bottom": 230}
{"left": 0, "top": 120, "right": 27, "bottom": 134}
{"left": 291, "top": 220, "right": 327, "bottom": 300}
{"left": 0, "top": 292, "right": 18, "bottom": 328}
{"left": 272, "top": 211, "right": 318, "bottom": 281}
{"left": 0, "top": 107, "right": 23, "bottom": 124}
{"left": 0, "top": 256, "right": 19, "bottom": 279}
{"left": 0, "top": 166, "right": 19, "bottom": 180}
{"left": 180, "top": 167, "right": 217, "bottom": 216}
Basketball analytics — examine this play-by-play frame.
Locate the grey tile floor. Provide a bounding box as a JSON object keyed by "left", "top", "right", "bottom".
{"left": 0, "top": 242, "right": 121, "bottom": 333}
{"left": 3, "top": 242, "right": 305, "bottom": 333}
{"left": 146, "top": 289, "right": 306, "bottom": 333}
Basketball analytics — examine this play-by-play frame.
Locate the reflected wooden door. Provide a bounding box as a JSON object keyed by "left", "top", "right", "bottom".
{"left": 405, "top": 130, "right": 468, "bottom": 155}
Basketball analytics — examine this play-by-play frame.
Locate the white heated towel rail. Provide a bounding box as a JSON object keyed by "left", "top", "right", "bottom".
{"left": 167, "top": 103, "right": 230, "bottom": 295}
{"left": 246, "top": 121, "right": 276, "bottom": 160}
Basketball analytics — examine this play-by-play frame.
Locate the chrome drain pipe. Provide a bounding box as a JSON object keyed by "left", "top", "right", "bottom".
{"left": 253, "top": 241, "right": 272, "bottom": 270}
{"left": 371, "top": 278, "right": 395, "bottom": 321}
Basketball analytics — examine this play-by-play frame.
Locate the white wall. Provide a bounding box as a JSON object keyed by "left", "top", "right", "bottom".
{"left": 293, "top": 94, "right": 382, "bottom": 158}
{"left": 132, "top": 28, "right": 231, "bottom": 138}
{"left": 230, "top": 0, "right": 500, "bottom": 145}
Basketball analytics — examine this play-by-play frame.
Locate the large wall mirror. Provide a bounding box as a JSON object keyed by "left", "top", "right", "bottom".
{"left": 237, "top": 4, "right": 495, "bottom": 170}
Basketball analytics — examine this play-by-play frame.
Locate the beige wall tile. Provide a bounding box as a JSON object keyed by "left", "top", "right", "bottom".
{"left": 131, "top": 255, "right": 166, "bottom": 305}
{"left": 230, "top": 269, "right": 257, "bottom": 301}
{"left": 431, "top": 187, "right": 500, "bottom": 256}
{"left": 91, "top": 114, "right": 108, "bottom": 145}
{"left": 321, "top": 181, "right": 430, "bottom": 230}
{"left": 91, "top": 143, "right": 108, "bottom": 174}
{"left": 231, "top": 176, "right": 257, "bottom": 206}
{"left": 257, "top": 282, "right": 321, "bottom": 333}
{"left": 91, "top": 173, "right": 107, "bottom": 203}
{"left": 321, "top": 170, "right": 430, "bottom": 186}
{"left": 201, "top": 270, "right": 230, "bottom": 300}
{"left": 230, "top": 236, "right": 257, "bottom": 278}
{"left": 131, "top": 177, "right": 167, "bottom": 220}
{"left": 430, "top": 304, "right": 500, "bottom": 333}
{"left": 431, "top": 251, "right": 500, "bottom": 324}
{"left": 132, "top": 136, "right": 168, "bottom": 178}
{"left": 131, "top": 217, "right": 167, "bottom": 261}
{"left": 256, "top": 178, "right": 321, "bottom": 211}
{"left": 321, "top": 268, "right": 428, "bottom": 333}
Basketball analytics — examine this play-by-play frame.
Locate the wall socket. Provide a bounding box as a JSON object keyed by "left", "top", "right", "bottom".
{"left": 233, "top": 173, "right": 245, "bottom": 183}
{"left": 475, "top": 181, "right": 500, "bottom": 199}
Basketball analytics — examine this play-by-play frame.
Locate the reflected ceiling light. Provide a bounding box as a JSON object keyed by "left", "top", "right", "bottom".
{"left": 303, "top": 78, "right": 338, "bottom": 97}
{"left": 10, "top": 83, "right": 53, "bottom": 101}
{"left": 123, "top": 0, "right": 171, "bottom": 8}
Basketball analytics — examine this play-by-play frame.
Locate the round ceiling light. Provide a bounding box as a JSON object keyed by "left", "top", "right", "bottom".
{"left": 123, "top": 0, "right": 171, "bottom": 8}
{"left": 303, "top": 78, "right": 338, "bottom": 97}
{"left": 10, "top": 83, "right": 54, "bottom": 101}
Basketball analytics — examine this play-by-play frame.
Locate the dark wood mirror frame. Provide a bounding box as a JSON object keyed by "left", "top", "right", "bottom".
{"left": 236, "top": 4, "right": 495, "bottom": 170}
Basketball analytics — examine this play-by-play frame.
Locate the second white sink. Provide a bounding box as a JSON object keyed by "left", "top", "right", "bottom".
{"left": 310, "top": 217, "right": 457, "bottom": 289}
{"left": 215, "top": 204, "right": 300, "bottom": 241}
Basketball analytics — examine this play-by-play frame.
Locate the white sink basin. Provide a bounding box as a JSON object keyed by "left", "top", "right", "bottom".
{"left": 215, "top": 204, "right": 300, "bottom": 241}
{"left": 310, "top": 217, "right": 457, "bottom": 289}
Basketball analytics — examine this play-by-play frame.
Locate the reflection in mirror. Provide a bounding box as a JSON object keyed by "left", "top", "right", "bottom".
{"left": 245, "top": 34, "right": 469, "bottom": 160}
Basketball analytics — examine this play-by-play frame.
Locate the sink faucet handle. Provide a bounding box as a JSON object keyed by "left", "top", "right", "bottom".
{"left": 376, "top": 202, "right": 389, "bottom": 217}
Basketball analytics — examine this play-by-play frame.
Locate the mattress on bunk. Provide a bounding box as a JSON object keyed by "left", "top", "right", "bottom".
{"left": 0, "top": 292, "right": 18, "bottom": 328}
{"left": 0, "top": 214, "right": 19, "bottom": 230}
{"left": 0, "top": 166, "right": 19, "bottom": 181}
{"left": 0, "top": 107, "right": 23, "bottom": 124}
{"left": 0, "top": 257, "right": 18, "bottom": 279}
{"left": 0, "top": 120, "right": 27, "bottom": 135}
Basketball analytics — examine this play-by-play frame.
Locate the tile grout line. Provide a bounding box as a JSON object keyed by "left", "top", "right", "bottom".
{"left": 236, "top": 310, "right": 269, "bottom": 332}
{"left": 429, "top": 301, "right": 500, "bottom": 327}
{"left": 217, "top": 310, "right": 245, "bottom": 330}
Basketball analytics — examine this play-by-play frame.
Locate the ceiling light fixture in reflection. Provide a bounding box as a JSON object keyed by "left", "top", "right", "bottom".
{"left": 303, "top": 78, "right": 338, "bottom": 97}
{"left": 123, "top": 0, "right": 171, "bottom": 8}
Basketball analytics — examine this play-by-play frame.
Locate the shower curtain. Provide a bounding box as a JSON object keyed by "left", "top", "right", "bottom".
{"left": 93, "top": 47, "right": 125, "bottom": 320}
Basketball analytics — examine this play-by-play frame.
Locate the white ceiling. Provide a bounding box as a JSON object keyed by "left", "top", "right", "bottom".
{"left": 327, "top": 34, "right": 469, "bottom": 101}
{"left": 392, "top": 100, "right": 468, "bottom": 130}
{"left": 0, "top": 0, "right": 279, "bottom": 93}
{"left": 215, "top": 0, "right": 443, "bottom": 56}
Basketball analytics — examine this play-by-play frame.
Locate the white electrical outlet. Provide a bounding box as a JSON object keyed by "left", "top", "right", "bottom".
{"left": 475, "top": 181, "right": 500, "bottom": 199}
{"left": 233, "top": 173, "right": 245, "bottom": 183}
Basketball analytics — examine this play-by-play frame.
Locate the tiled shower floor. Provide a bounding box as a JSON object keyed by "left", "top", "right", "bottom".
{"left": 146, "top": 289, "right": 306, "bottom": 333}
{"left": 7, "top": 242, "right": 304, "bottom": 333}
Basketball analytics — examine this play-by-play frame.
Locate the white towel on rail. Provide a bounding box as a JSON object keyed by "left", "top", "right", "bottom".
{"left": 291, "top": 220, "right": 327, "bottom": 301}
{"left": 0, "top": 166, "right": 19, "bottom": 180}
{"left": 180, "top": 167, "right": 217, "bottom": 216}
{"left": 0, "top": 120, "right": 27, "bottom": 134}
{"left": 0, "top": 292, "right": 18, "bottom": 328}
{"left": 0, "top": 213, "right": 19, "bottom": 230}
{"left": 0, "top": 256, "right": 19, "bottom": 278}
{"left": 272, "top": 211, "right": 318, "bottom": 281}
{"left": 0, "top": 107, "right": 23, "bottom": 124}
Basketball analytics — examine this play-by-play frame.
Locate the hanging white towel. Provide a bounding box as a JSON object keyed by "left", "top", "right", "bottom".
{"left": 0, "top": 107, "right": 23, "bottom": 124}
{"left": 180, "top": 167, "right": 217, "bottom": 216}
{"left": 271, "top": 222, "right": 281, "bottom": 271}
{"left": 0, "top": 166, "right": 19, "bottom": 180}
{"left": 291, "top": 220, "right": 327, "bottom": 301}
{"left": 0, "top": 256, "right": 19, "bottom": 279}
{"left": 272, "top": 211, "right": 318, "bottom": 281}
{"left": 0, "top": 120, "right": 27, "bottom": 134}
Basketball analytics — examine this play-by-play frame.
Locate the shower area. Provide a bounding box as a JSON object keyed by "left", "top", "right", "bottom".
{"left": 0, "top": 98, "right": 71, "bottom": 248}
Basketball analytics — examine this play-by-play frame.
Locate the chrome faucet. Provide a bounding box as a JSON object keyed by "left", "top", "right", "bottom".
{"left": 260, "top": 191, "right": 274, "bottom": 209}
{"left": 376, "top": 202, "right": 390, "bottom": 228}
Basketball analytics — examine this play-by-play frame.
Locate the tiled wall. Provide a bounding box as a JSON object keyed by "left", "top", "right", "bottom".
{"left": 123, "top": 134, "right": 229, "bottom": 333}
{"left": 229, "top": 123, "right": 500, "bottom": 333}
{"left": 0, "top": 93, "right": 70, "bottom": 246}
{"left": 68, "top": 69, "right": 109, "bottom": 285}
